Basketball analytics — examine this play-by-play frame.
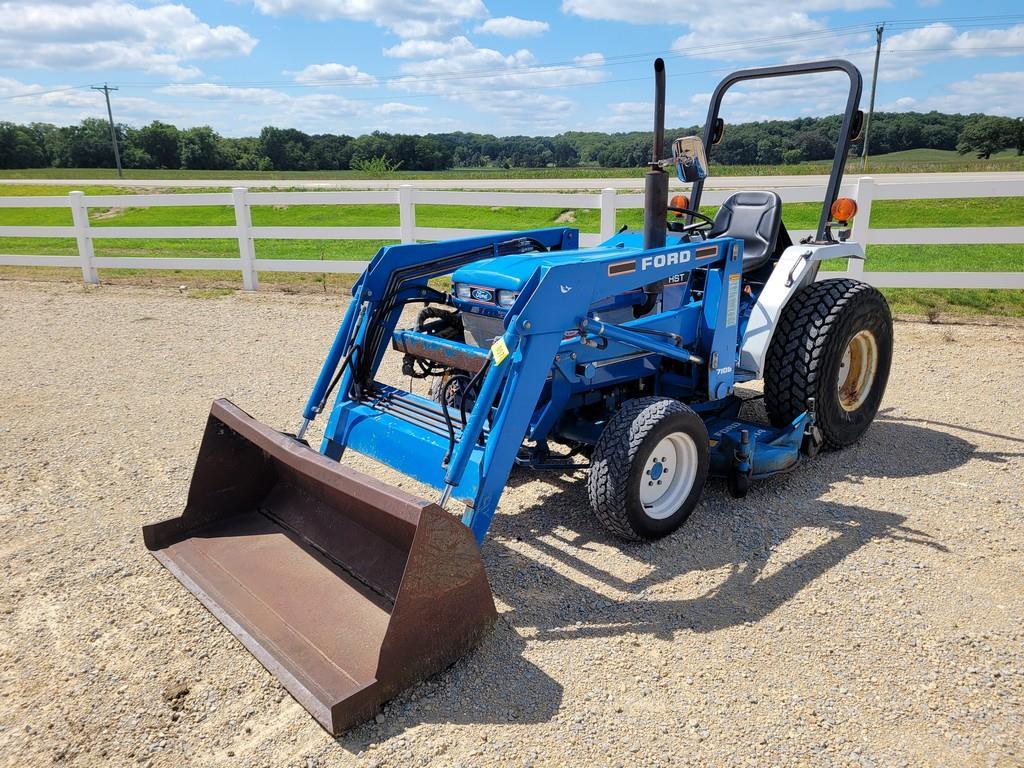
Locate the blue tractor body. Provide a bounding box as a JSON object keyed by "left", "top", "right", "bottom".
{"left": 306, "top": 226, "right": 809, "bottom": 544}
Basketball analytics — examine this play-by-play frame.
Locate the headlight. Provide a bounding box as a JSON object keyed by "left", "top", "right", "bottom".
{"left": 496, "top": 290, "right": 519, "bottom": 308}
{"left": 454, "top": 283, "right": 472, "bottom": 300}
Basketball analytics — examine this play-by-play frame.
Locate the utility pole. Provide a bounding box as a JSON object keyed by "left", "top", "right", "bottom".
{"left": 91, "top": 84, "right": 123, "bottom": 178}
{"left": 861, "top": 23, "right": 884, "bottom": 172}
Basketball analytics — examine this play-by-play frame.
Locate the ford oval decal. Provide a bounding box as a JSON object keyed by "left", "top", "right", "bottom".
{"left": 471, "top": 288, "right": 494, "bottom": 302}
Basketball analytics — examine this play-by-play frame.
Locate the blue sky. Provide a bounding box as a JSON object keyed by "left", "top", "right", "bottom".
{"left": 1, "top": 0, "right": 1022, "bottom": 137}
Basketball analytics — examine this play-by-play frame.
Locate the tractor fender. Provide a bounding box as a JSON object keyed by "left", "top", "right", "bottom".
{"left": 737, "top": 242, "right": 865, "bottom": 379}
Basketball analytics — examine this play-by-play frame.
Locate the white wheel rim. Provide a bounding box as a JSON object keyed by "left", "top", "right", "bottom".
{"left": 837, "top": 329, "right": 878, "bottom": 412}
{"left": 639, "top": 433, "right": 699, "bottom": 520}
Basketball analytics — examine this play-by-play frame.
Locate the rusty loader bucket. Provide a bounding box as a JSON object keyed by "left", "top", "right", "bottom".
{"left": 143, "top": 399, "right": 497, "bottom": 734}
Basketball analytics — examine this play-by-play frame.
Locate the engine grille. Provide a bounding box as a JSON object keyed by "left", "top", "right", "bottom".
{"left": 462, "top": 312, "right": 505, "bottom": 348}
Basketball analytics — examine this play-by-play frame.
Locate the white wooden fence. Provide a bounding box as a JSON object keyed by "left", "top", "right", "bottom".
{"left": 1, "top": 176, "right": 1022, "bottom": 289}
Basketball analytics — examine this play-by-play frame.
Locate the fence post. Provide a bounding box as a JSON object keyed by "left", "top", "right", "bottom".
{"left": 69, "top": 191, "right": 98, "bottom": 285}
{"left": 849, "top": 176, "right": 874, "bottom": 276}
{"left": 600, "top": 187, "right": 617, "bottom": 242}
{"left": 398, "top": 184, "right": 416, "bottom": 243}
{"left": 232, "top": 187, "right": 258, "bottom": 291}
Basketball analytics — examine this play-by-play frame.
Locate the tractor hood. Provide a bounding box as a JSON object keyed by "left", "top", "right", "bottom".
{"left": 451, "top": 243, "right": 636, "bottom": 293}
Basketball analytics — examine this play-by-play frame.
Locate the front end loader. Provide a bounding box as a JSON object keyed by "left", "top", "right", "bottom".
{"left": 144, "top": 58, "right": 892, "bottom": 734}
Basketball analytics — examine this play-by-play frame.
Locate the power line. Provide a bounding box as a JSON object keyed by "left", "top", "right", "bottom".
{"left": 0, "top": 84, "right": 90, "bottom": 102}
{"left": 877, "top": 13, "right": 1024, "bottom": 25}
{"left": 883, "top": 45, "right": 1024, "bottom": 53}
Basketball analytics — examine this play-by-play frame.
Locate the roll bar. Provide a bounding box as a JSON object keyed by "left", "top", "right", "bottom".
{"left": 689, "top": 59, "right": 864, "bottom": 242}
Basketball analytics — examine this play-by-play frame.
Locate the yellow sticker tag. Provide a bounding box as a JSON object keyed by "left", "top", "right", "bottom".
{"left": 490, "top": 337, "right": 509, "bottom": 365}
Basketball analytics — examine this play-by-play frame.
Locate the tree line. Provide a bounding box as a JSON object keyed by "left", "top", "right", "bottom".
{"left": 0, "top": 111, "right": 1020, "bottom": 171}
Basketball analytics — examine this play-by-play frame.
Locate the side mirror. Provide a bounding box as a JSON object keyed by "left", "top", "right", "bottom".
{"left": 671, "top": 136, "right": 709, "bottom": 183}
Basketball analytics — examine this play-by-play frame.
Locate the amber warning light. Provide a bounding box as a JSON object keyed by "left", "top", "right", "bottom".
{"left": 831, "top": 197, "right": 858, "bottom": 223}
{"left": 669, "top": 194, "right": 690, "bottom": 217}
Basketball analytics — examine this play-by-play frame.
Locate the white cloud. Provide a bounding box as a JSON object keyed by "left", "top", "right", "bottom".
{"left": 475, "top": 16, "right": 550, "bottom": 38}
{"left": 383, "top": 37, "right": 477, "bottom": 59}
{"left": 607, "top": 100, "right": 692, "bottom": 120}
{"left": 375, "top": 102, "right": 428, "bottom": 114}
{"left": 159, "top": 83, "right": 291, "bottom": 105}
{"left": 2, "top": 71, "right": 437, "bottom": 134}
{"left": 0, "top": 1, "right": 257, "bottom": 79}
{"left": 157, "top": 83, "right": 368, "bottom": 126}
{"left": 561, "top": 0, "right": 885, "bottom": 65}
{"left": 158, "top": 82, "right": 357, "bottom": 112}
{"left": 595, "top": 100, "right": 697, "bottom": 131}
{"left": 250, "top": 0, "right": 487, "bottom": 38}
{"left": 564, "top": 0, "right": 1024, "bottom": 98}
{"left": 287, "top": 63, "right": 378, "bottom": 86}
{"left": 385, "top": 40, "right": 606, "bottom": 131}
{"left": 685, "top": 71, "right": 855, "bottom": 122}
{"left": 388, "top": 40, "right": 605, "bottom": 93}
{"left": 561, "top": 0, "right": 883, "bottom": 24}
{"left": 609, "top": 101, "right": 653, "bottom": 114}
{"left": 829, "top": 22, "right": 1024, "bottom": 84}
{"left": 367, "top": 113, "right": 459, "bottom": 133}
{"left": 885, "top": 96, "right": 918, "bottom": 110}
{"left": 671, "top": 11, "right": 833, "bottom": 61}
{"left": 1, "top": 75, "right": 186, "bottom": 127}
{"left": 156, "top": 82, "right": 434, "bottom": 131}
{"left": 882, "top": 71, "right": 1024, "bottom": 116}
{"left": 878, "top": 23, "right": 1024, "bottom": 80}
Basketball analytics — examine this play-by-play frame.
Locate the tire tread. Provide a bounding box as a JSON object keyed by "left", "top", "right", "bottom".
{"left": 588, "top": 397, "right": 699, "bottom": 541}
{"left": 764, "top": 278, "right": 891, "bottom": 449}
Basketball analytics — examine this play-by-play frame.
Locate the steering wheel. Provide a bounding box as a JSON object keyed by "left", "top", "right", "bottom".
{"left": 666, "top": 206, "right": 715, "bottom": 237}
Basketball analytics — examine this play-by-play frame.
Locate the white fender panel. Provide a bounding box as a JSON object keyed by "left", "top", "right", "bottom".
{"left": 737, "top": 242, "right": 865, "bottom": 379}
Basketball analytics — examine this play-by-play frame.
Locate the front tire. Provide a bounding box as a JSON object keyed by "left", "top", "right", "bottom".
{"left": 764, "top": 278, "right": 893, "bottom": 449}
{"left": 588, "top": 398, "right": 709, "bottom": 541}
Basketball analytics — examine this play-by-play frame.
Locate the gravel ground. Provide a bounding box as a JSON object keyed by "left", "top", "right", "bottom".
{"left": 1, "top": 280, "right": 1022, "bottom": 768}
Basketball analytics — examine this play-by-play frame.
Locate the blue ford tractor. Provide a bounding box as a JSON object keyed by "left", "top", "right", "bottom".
{"left": 145, "top": 59, "right": 892, "bottom": 734}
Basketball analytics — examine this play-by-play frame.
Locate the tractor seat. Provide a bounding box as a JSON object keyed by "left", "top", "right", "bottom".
{"left": 708, "top": 191, "right": 783, "bottom": 272}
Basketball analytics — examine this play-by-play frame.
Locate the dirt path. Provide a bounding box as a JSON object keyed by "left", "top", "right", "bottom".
{"left": 0, "top": 281, "right": 1021, "bottom": 767}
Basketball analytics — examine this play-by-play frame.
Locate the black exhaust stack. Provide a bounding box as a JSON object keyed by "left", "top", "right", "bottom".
{"left": 636, "top": 58, "right": 668, "bottom": 317}
{"left": 642, "top": 58, "right": 668, "bottom": 251}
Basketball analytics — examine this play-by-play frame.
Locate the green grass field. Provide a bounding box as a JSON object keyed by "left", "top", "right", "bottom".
{"left": 0, "top": 148, "right": 1021, "bottom": 181}
{"left": 0, "top": 183, "right": 1021, "bottom": 317}
{"left": 857, "top": 147, "right": 1020, "bottom": 163}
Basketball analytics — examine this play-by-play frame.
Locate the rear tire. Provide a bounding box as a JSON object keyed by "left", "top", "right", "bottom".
{"left": 588, "top": 398, "right": 709, "bottom": 541}
{"left": 764, "top": 278, "right": 893, "bottom": 449}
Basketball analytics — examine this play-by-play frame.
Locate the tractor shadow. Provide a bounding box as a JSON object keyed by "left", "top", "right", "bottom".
{"left": 325, "top": 354, "right": 1020, "bottom": 745}
{"left": 483, "top": 409, "right": 1018, "bottom": 647}
{"left": 335, "top": 617, "right": 562, "bottom": 754}
{"left": 338, "top": 410, "right": 1018, "bottom": 743}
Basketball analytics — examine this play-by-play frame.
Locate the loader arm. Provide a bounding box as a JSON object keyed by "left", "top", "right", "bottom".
{"left": 301, "top": 227, "right": 579, "bottom": 426}
{"left": 316, "top": 230, "right": 742, "bottom": 543}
